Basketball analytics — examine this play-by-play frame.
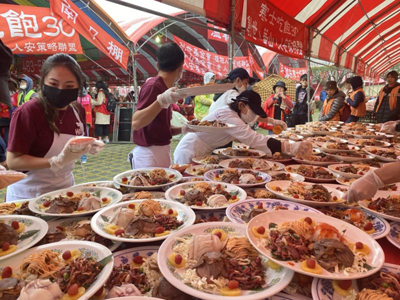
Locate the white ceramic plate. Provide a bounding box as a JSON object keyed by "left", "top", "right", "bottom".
{"left": 114, "top": 168, "right": 182, "bottom": 190}
{"left": 293, "top": 156, "right": 342, "bottom": 167}
{"left": 219, "top": 158, "right": 284, "bottom": 171}
{"left": 226, "top": 199, "right": 323, "bottom": 224}
{"left": 121, "top": 191, "right": 165, "bottom": 201}
{"left": 359, "top": 199, "right": 400, "bottom": 222}
{"left": 177, "top": 83, "right": 235, "bottom": 97}
{"left": 165, "top": 181, "right": 247, "bottom": 210}
{"left": 0, "top": 215, "right": 48, "bottom": 261}
{"left": 285, "top": 165, "right": 336, "bottom": 183}
{"left": 328, "top": 164, "right": 376, "bottom": 179}
{"left": 221, "top": 148, "right": 266, "bottom": 158}
{"left": 73, "top": 180, "right": 119, "bottom": 189}
{"left": 316, "top": 206, "right": 390, "bottom": 240}
{"left": 347, "top": 138, "right": 392, "bottom": 148}
{"left": 266, "top": 292, "right": 312, "bottom": 300}
{"left": 192, "top": 155, "right": 220, "bottom": 164}
{"left": 311, "top": 263, "right": 398, "bottom": 300}
{"left": 386, "top": 222, "right": 400, "bottom": 250}
{"left": 327, "top": 152, "right": 374, "bottom": 163}
{"left": 185, "top": 164, "right": 221, "bottom": 176}
{"left": 213, "top": 148, "right": 227, "bottom": 155}
{"left": 195, "top": 210, "right": 227, "bottom": 223}
{"left": 266, "top": 180, "right": 345, "bottom": 206}
{"left": 29, "top": 186, "right": 123, "bottom": 217}
{"left": 158, "top": 222, "right": 294, "bottom": 300}
{"left": 0, "top": 240, "right": 113, "bottom": 299}
{"left": 203, "top": 168, "right": 271, "bottom": 187}
{"left": 179, "top": 176, "right": 204, "bottom": 183}
{"left": 187, "top": 122, "right": 237, "bottom": 133}
{"left": 247, "top": 211, "right": 385, "bottom": 280}
{"left": 47, "top": 217, "right": 121, "bottom": 252}
{"left": 113, "top": 245, "right": 159, "bottom": 266}
{"left": 321, "top": 143, "right": 360, "bottom": 153}
{"left": 91, "top": 199, "right": 195, "bottom": 243}
{"left": 363, "top": 146, "right": 400, "bottom": 162}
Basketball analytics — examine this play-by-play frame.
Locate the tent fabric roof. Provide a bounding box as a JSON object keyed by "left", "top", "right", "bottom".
{"left": 158, "top": 0, "right": 400, "bottom": 76}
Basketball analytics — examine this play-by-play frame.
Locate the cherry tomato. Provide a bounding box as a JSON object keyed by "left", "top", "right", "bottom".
{"left": 304, "top": 217, "right": 312, "bottom": 225}
{"left": 231, "top": 195, "right": 237, "bottom": 200}
{"left": 66, "top": 191, "right": 74, "bottom": 197}
{"left": 180, "top": 190, "right": 186, "bottom": 196}
{"left": 2, "top": 242, "right": 10, "bottom": 251}
{"left": 256, "top": 176, "right": 262, "bottom": 181}
{"left": 257, "top": 226, "right": 266, "bottom": 234}
{"left": 122, "top": 177, "right": 128, "bottom": 181}
{"left": 333, "top": 196, "right": 338, "bottom": 201}
{"left": 294, "top": 194, "right": 299, "bottom": 199}
{"left": 169, "top": 174, "right": 175, "bottom": 178}
{"left": 276, "top": 187, "right": 282, "bottom": 192}
{"left": 359, "top": 172, "right": 364, "bottom": 175}
{"left": 128, "top": 204, "right": 135, "bottom": 209}
{"left": 216, "top": 184, "right": 222, "bottom": 189}
{"left": 306, "top": 258, "right": 316, "bottom": 269}
{"left": 101, "top": 197, "right": 108, "bottom": 203}
{"left": 392, "top": 186, "right": 398, "bottom": 191}
{"left": 115, "top": 229, "right": 125, "bottom": 236}
{"left": 62, "top": 250, "right": 72, "bottom": 260}
{"left": 257, "top": 203, "right": 263, "bottom": 209}
{"left": 77, "top": 207, "right": 84, "bottom": 211}
{"left": 155, "top": 227, "right": 165, "bottom": 234}
{"left": 68, "top": 284, "right": 79, "bottom": 296}
{"left": 232, "top": 179, "right": 239, "bottom": 184}
{"left": 338, "top": 280, "right": 352, "bottom": 290}
{"left": 214, "top": 232, "right": 222, "bottom": 239}
{"left": 355, "top": 242, "right": 364, "bottom": 249}
{"left": 175, "top": 254, "right": 183, "bottom": 265}
{"left": 364, "top": 222, "right": 373, "bottom": 231}
{"left": 215, "top": 174, "right": 220, "bottom": 179}
{"left": 168, "top": 209, "right": 174, "bottom": 215}
{"left": 133, "top": 256, "right": 144, "bottom": 264}
{"left": 11, "top": 221, "right": 19, "bottom": 230}
{"left": 1, "top": 266, "right": 12, "bottom": 278}
{"left": 227, "top": 280, "right": 239, "bottom": 290}
{"left": 43, "top": 200, "right": 51, "bottom": 208}
{"left": 195, "top": 201, "right": 203, "bottom": 206}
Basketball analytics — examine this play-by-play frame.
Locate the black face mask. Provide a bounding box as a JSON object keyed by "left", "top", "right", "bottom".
{"left": 43, "top": 85, "right": 79, "bottom": 108}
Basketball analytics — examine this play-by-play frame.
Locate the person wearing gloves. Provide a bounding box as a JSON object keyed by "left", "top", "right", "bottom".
{"left": 193, "top": 72, "right": 215, "bottom": 121}
{"left": 258, "top": 81, "right": 293, "bottom": 131}
{"left": 345, "top": 161, "right": 400, "bottom": 203}
{"left": 5, "top": 53, "right": 104, "bottom": 201}
{"left": 174, "top": 90, "right": 311, "bottom": 164}
{"left": 344, "top": 76, "right": 366, "bottom": 123}
{"left": 130, "top": 42, "right": 184, "bottom": 168}
{"left": 319, "top": 81, "right": 345, "bottom": 121}
{"left": 380, "top": 120, "right": 400, "bottom": 133}
{"left": 374, "top": 71, "right": 400, "bottom": 123}
{"left": 208, "top": 68, "right": 253, "bottom": 115}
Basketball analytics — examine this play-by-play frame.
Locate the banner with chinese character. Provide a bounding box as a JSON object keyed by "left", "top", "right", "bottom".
{"left": 207, "top": 24, "right": 230, "bottom": 43}
{"left": 0, "top": 5, "right": 82, "bottom": 55}
{"left": 174, "top": 35, "right": 251, "bottom": 79}
{"left": 50, "top": 0, "right": 129, "bottom": 69}
{"left": 245, "top": 0, "right": 308, "bottom": 59}
{"left": 278, "top": 63, "right": 307, "bottom": 81}
{"left": 248, "top": 51, "right": 264, "bottom": 79}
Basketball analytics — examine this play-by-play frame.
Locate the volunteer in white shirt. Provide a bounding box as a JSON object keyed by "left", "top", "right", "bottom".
{"left": 174, "top": 90, "right": 312, "bottom": 164}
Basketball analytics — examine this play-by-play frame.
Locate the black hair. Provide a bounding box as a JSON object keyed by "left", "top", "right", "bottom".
{"left": 156, "top": 42, "right": 184, "bottom": 72}
{"left": 229, "top": 100, "right": 246, "bottom": 117}
{"left": 387, "top": 71, "right": 399, "bottom": 80}
{"left": 96, "top": 80, "right": 111, "bottom": 99}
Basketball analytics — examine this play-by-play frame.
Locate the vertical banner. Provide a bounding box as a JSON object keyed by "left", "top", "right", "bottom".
{"left": 50, "top": 0, "right": 129, "bottom": 69}
{"left": 245, "top": 0, "right": 308, "bottom": 58}
{"left": 278, "top": 63, "right": 307, "bottom": 81}
{"left": 0, "top": 4, "right": 82, "bottom": 54}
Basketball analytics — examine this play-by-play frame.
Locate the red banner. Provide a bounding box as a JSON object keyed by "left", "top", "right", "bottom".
{"left": 248, "top": 51, "right": 264, "bottom": 79}
{"left": 0, "top": 5, "right": 82, "bottom": 55}
{"left": 278, "top": 63, "right": 307, "bottom": 81}
{"left": 174, "top": 35, "right": 251, "bottom": 79}
{"left": 245, "top": 0, "right": 308, "bottom": 58}
{"left": 207, "top": 24, "right": 230, "bottom": 43}
{"left": 50, "top": 0, "right": 129, "bottom": 69}
{"left": 18, "top": 55, "right": 49, "bottom": 74}
{"left": 356, "top": 58, "right": 366, "bottom": 77}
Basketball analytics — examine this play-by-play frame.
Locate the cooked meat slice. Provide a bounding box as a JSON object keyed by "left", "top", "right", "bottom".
{"left": 0, "top": 223, "right": 18, "bottom": 246}
{"left": 124, "top": 217, "right": 158, "bottom": 236}
{"left": 183, "top": 190, "right": 206, "bottom": 205}
{"left": 194, "top": 252, "right": 229, "bottom": 281}
{"left": 46, "top": 199, "right": 77, "bottom": 214}
{"left": 152, "top": 277, "right": 193, "bottom": 300}
{"left": 42, "top": 228, "right": 66, "bottom": 244}
{"left": 313, "top": 239, "right": 354, "bottom": 272}
{"left": 241, "top": 208, "right": 266, "bottom": 223}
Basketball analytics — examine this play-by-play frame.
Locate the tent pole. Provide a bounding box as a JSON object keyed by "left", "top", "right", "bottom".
{"left": 228, "top": 0, "right": 235, "bottom": 72}
{"left": 307, "top": 57, "right": 312, "bottom": 123}
{"left": 131, "top": 47, "right": 138, "bottom": 143}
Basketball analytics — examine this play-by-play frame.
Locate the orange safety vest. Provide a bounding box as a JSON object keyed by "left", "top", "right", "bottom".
{"left": 321, "top": 98, "right": 341, "bottom": 121}
{"left": 376, "top": 85, "right": 400, "bottom": 112}
{"left": 349, "top": 88, "right": 366, "bottom": 117}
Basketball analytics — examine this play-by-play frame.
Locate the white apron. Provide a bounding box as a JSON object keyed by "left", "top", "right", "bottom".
{"left": 131, "top": 144, "right": 171, "bottom": 169}
{"left": 174, "top": 133, "right": 214, "bottom": 165}
{"left": 6, "top": 107, "right": 84, "bottom": 201}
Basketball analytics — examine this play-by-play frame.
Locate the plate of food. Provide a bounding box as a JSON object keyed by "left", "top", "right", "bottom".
{"left": 187, "top": 120, "right": 237, "bottom": 132}
{"left": 363, "top": 146, "right": 400, "bottom": 162}
{"left": 226, "top": 199, "right": 323, "bottom": 224}
{"left": 359, "top": 196, "right": 400, "bottom": 222}
{"left": 157, "top": 222, "right": 294, "bottom": 300}
{"left": 0, "top": 240, "right": 113, "bottom": 300}
{"left": 330, "top": 132, "right": 354, "bottom": 139}
{"left": 114, "top": 168, "right": 182, "bottom": 190}
{"left": 285, "top": 165, "right": 336, "bottom": 183}
{"left": 279, "top": 132, "right": 304, "bottom": 141}
{"left": 247, "top": 210, "right": 385, "bottom": 280}
{"left": 268, "top": 171, "right": 305, "bottom": 182}
{"left": 268, "top": 152, "right": 293, "bottom": 163}
{"left": 317, "top": 206, "right": 390, "bottom": 240}
{"left": 347, "top": 138, "right": 392, "bottom": 148}
{"left": 293, "top": 152, "right": 341, "bottom": 166}
{"left": 203, "top": 168, "right": 271, "bottom": 187}
{"left": 328, "top": 163, "right": 375, "bottom": 179}
{"left": 91, "top": 199, "right": 195, "bottom": 243}
{"left": 121, "top": 191, "right": 165, "bottom": 201}
{"left": 45, "top": 217, "right": 121, "bottom": 251}
{"left": 311, "top": 263, "right": 400, "bottom": 300}
{"left": 0, "top": 199, "right": 35, "bottom": 216}
{"left": 386, "top": 222, "right": 400, "bottom": 250}
{"left": 165, "top": 181, "right": 246, "bottom": 210}
{"left": 0, "top": 215, "right": 47, "bottom": 261}
{"left": 221, "top": 148, "right": 266, "bottom": 158}
{"left": 29, "top": 186, "right": 123, "bottom": 217}
{"left": 192, "top": 155, "right": 220, "bottom": 164}
{"left": 244, "top": 188, "right": 277, "bottom": 199}
{"left": 219, "top": 158, "right": 285, "bottom": 171}
{"left": 321, "top": 143, "right": 359, "bottom": 153}
{"left": 327, "top": 151, "right": 374, "bottom": 163}
{"left": 349, "top": 130, "right": 390, "bottom": 139}
{"left": 180, "top": 176, "right": 204, "bottom": 183}
{"left": 195, "top": 210, "right": 227, "bottom": 224}
{"left": 185, "top": 164, "right": 221, "bottom": 176}
{"left": 266, "top": 181, "right": 345, "bottom": 206}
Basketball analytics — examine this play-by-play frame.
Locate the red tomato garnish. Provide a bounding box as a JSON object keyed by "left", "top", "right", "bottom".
{"left": 195, "top": 201, "right": 203, "bottom": 206}
{"left": 294, "top": 194, "right": 299, "bottom": 199}
{"left": 338, "top": 280, "right": 352, "bottom": 290}
{"left": 168, "top": 209, "right": 174, "bottom": 215}
{"left": 102, "top": 197, "right": 108, "bottom": 203}
{"left": 77, "top": 207, "right": 84, "bottom": 211}
{"left": 256, "top": 176, "right": 262, "bottom": 181}
{"left": 155, "top": 227, "right": 165, "bottom": 234}
{"left": 2, "top": 242, "right": 10, "bottom": 251}
{"left": 216, "top": 184, "right": 222, "bottom": 189}
{"left": 11, "top": 221, "right": 19, "bottom": 230}
{"left": 227, "top": 280, "right": 239, "bottom": 290}
{"left": 304, "top": 217, "right": 312, "bottom": 225}
{"left": 231, "top": 195, "right": 237, "bottom": 200}
{"left": 62, "top": 250, "right": 72, "bottom": 260}
{"left": 128, "top": 204, "right": 135, "bottom": 209}
{"left": 175, "top": 254, "right": 183, "bottom": 265}
{"left": 66, "top": 191, "right": 74, "bottom": 197}
{"left": 43, "top": 200, "right": 51, "bottom": 207}
{"left": 364, "top": 222, "right": 373, "bottom": 231}
{"left": 133, "top": 256, "right": 144, "bottom": 264}
{"left": 257, "top": 226, "right": 265, "bottom": 234}
{"left": 122, "top": 177, "right": 128, "bottom": 181}
{"left": 356, "top": 242, "right": 364, "bottom": 249}
{"left": 257, "top": 203, "right": 263, "bottom": 209}
{"left": 306, "top": 258, "right": 316, "bottom": 269}
{"left": 1, "top": 266, "right": 12, "bottom": 278}
{"left": 214, "top": 232, "right": 222, "bottom": 239}
{"left": 68, "top": 284, "right": 79, "bottom": 296}
{"left": 115, "top": 229, "right": 125, "bottom": 236}
{"left": 180, "top": 190, "right": 186, "bottom": 196}
{"left": 169, "top": 174, "right": 175, "bottom": 178}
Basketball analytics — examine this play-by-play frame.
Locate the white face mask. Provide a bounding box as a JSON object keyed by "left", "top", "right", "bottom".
{"left": 240, "top": 105, "right": 258, "bottom": 125}
{"left": 20, "top": 84, "right": 27, "bottom": 90}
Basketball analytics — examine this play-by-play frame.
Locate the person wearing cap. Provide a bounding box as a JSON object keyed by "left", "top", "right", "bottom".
{"left": 174, "top": 90, "right": 313, "bottom": 164}
{"left": 208, "top": 68, "right": 254, "bottom": 115}
{"left": 130, "top": 42, "right": 184, "bottom": 169}
{"left": 319, "top": 81, "right": 345, "bottom": 121}
{"left": 374, "top": 71, "right": 400, "bottom": 123}
{"left": 344, "top": 76, "right": 366, "bottom": 123}
{"left": 289, "top": 74, "right": 315, "bottom": 127}
{"left": 193, "top": 72, "right": 215, "bottom": 120}
{"left": 258, "top": 81, "right": 293, "bottom": 130}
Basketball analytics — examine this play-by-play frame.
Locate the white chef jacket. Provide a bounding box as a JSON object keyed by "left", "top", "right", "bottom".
{"left": 208, "top": 89, "right": 238, "bottom": 115}
{"left": 174, "top": 107, "right": 273, "bottom": 164}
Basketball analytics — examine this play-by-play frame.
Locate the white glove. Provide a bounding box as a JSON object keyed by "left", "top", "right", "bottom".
{"left": 269, "top": 118, "right": 288, "bottom": 130}
{"left": 344, "top": 170, "right": 384, "bottom": 203}
{"left": 156, "top": 87, "right": 181, "bottom": 109}
{"left": 49, "top": 137, "right": 93, "bottom": 173}
{"left": 380, "top": 121, "right": 399, "bottom": 133}
{"left": 181, "top": 123, "right": 195, "bottom": 135}
{"left": 282, "top": 141, "right": 312, "bottom": 159}
{"left": 89, "top": 140, "right": 105, "bottom": 155}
